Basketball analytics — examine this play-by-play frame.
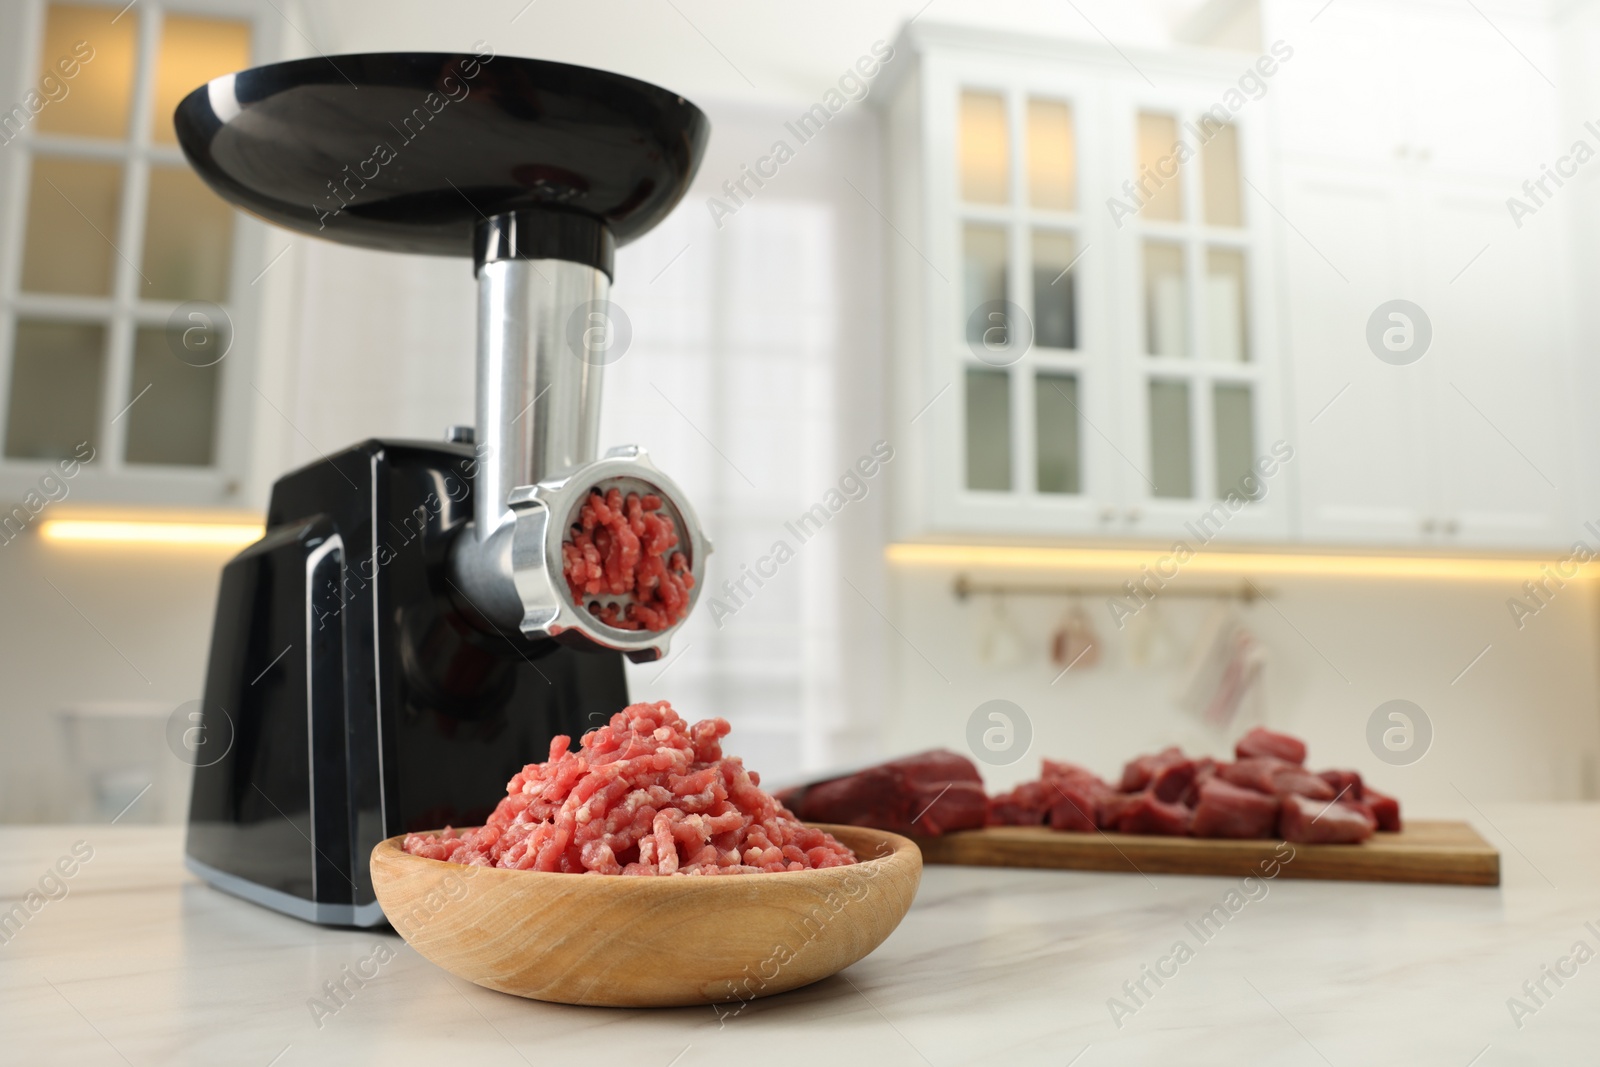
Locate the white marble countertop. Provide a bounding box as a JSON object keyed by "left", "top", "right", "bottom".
{"left": 3, "top": 806, "right": 1598, "bottom": 1066}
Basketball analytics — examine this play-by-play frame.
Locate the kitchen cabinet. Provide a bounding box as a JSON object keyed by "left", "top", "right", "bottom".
{"left": 1263, "top": 0, "right": 1575, "bottom": 549}
{"left": 887, "top": 4, "right": 1580, "bottom": 551}
{"left": 880, "top": 24, "right": 1291, "bottom": 545}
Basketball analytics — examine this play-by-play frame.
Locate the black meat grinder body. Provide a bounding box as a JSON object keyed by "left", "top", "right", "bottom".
{"left": 173, "top": 52, "right": 711, "bottom": 925}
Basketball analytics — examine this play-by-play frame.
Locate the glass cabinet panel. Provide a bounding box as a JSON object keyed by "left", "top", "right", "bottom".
{"left": 1032, "top": 230, "right": 1078, "bottom": 350}
{"left": 1035, "top": 372, "right": 1082, "bottom": 494}
{"left": 1148, "top": 379, "right": 1193, "bottom": 498}
{"left": 4, "top": 320, "right": 104, "bottom": 460}
{"left": 1205, "top": 248, "right": 1249, "bottom": 363}
{"left": 966, "top": 368, "right": 1012, "bottom": 490}
{"left": 150, "top": 15, "right": 252, "bottom": 144}
{"left": 963, "top": 224, "right": 1008, "bottom": 343}
{"left": 1136, "top": 112, "right": 1183, "bottom": 221}
{"left": 1027, "top": 99, "right": 1076, "bottom": 210}
{"left": 142, "top": 166, "right": 234, "bottom": 301}
{"left": 22, "top": 156, "right": 122, "bottom": 297}
{"left": 34, "top": 4, "right": 137, "bottom": 140}
{"left": 1213, "top": 383, "right": 1258, "bottom": 500}
{"left": 1143, "top": 242, "right": 1187, "bottom": 358}
{"left": 125, "top": 327, "right": 219, "bottom": 466}
{"left": 1201, "top": 123, "right": 1243, "bottom": 227}
{"left": 959, "top": 91, "right": 1009, "bottom": 204}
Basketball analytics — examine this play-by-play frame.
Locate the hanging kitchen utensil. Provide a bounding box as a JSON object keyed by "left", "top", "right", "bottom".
{"left": 979, "top": 594, "right": 1026, "bottom": 668}
{"left": 1050, "top": 598, "right": 1100, "bottom": 671}
{"left": 1175, "top": 602, "right": 1237, "bottom": 720}
{"left": 1175, "top": 602, "right": 1265, "bottom": 728}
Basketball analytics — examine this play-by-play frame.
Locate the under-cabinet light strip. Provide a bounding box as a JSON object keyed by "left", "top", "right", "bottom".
{"left": 885, "top": 543, "right": 1594, "bottom": 582}
{"left": 38, "top": 520, "right": 264, "bottom": 547}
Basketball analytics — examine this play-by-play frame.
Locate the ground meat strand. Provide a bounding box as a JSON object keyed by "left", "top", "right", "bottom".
{"left": 402, "top": 701, "right": 857, "bottom": 876}
{"left": 560, "top": 488, "right": 694, "bottom": 632}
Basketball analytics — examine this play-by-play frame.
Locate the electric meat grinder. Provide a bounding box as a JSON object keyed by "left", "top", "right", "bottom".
{"left": 173, "top": 52, "right": 711, "bottom": 925}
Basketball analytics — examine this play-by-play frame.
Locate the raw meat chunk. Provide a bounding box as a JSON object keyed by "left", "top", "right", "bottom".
{"left": 1119, "top": 746, "right": 1189, "bottom": 792}
{"left": 1037, "top": 761, "right": 1114, "bottom": 828}
{"left": 791, "top": 749, "right": 988, "bottom": 836}
{"left": 1150, "top": 759, "right": 1198, "bottom": 804}
{"left": 1191, "top": 778, "right": 1280, "bottom": 839}
{"left": 1338, "top": 797, "right": 1379, "bottom": 828}
{"left": 988, "top": 780, "right": 1053, "bottom": 827}
{"left": 1096, "top": 791, "right": 1145, "bottom": 831}
{"left": 1362, "top": 787, "right": 1402, "bottom": 832}
{"left": 1041, "top": 760, "right": 1107, "bottom": 788}
{"left": 1219, "top": 757, "right": 1335, "bottom": 801}
{"left": 1045, "top": 779, "right": 1103, "bottom": 833}
{"left": 1278, "top": 793, "right": 1374, "bottom": 844}
{"left": 1318, "top": 769, "right": 1363, "bottom": 801}
{"left": 1116, "top": 793, "right": 1194, "bottom": 836}
{"left": 1235, "top": 726, "right": 1307, "bottom": 765}
{"left": 1180, "top": 758, "right": 1219, "bottom": 807}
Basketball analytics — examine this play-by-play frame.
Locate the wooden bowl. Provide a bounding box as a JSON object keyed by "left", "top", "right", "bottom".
{"left": 370, "top": 824, "right": 921, "bottom": 1007}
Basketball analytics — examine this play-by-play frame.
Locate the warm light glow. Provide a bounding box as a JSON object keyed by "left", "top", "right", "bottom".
{"left": 885, "top": 543, "right": 1596, "bottom": 582}
{"left": 39, "top": 520, "right": 263, "bottom": 547}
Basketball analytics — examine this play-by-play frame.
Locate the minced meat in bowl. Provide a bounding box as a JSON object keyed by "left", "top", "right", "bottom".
{"left": 403, "top": 701, "right": 856, "bottom": 875}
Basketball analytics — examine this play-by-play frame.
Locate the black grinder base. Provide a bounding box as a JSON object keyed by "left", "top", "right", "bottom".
{"left": 185, "top": 439, "right": 626, "bottom": 925}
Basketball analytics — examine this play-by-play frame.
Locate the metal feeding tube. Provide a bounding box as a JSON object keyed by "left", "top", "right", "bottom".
{"left": 450, "top": 218, "right": 708, "bottom": 661}
{"left": 474, "top": 258, "right": 609, "bottom": 538}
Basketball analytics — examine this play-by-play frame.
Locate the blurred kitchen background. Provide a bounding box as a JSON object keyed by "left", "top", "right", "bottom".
{"left": 1, "top": 0, "right": 1597, "bottom": 825}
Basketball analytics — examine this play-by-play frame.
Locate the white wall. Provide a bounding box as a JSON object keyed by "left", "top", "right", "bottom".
{"left": 883, "top": 565, "right": 1600, "bottom": 811}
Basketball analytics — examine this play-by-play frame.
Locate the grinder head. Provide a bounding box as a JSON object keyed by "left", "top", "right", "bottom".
{"left": 507, "top": 445, "right": 708, "bottom": 659}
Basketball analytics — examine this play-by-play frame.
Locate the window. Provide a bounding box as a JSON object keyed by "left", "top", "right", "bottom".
{"left": 0, "top": 2, "right": 258, "bottom": 495}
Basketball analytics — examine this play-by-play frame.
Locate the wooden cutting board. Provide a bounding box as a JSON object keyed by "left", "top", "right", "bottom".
{"left": 914, "top": 820, "right": 1499, "bottom": 886}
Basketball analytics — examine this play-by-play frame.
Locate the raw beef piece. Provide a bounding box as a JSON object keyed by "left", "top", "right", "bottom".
{"left": 1096, "top": 792, "right": 1145, "bottom": 831}
{"left": 1318, "top": 769, "right": 1364, "bottom": 801}
{"left": 894, "top": 749, "right": 989, "bottom": 788}
{"left": 1119, "top": 746, "right": 1189, "bottom": 792}
{"left": 988, "top": 780, "right": 1053, "bottom": 827}
{"left": 1180, "top": 758, "right": 1219, "bottom": 807}
{"left": 1235, "top": 726, "right": 1307, "bottom": 765}
{"left": 1046, "top": 780, "right": 1103, "bottom": 833}
{"left": 1116, "top": 793, "right": 1194, "bottom": 836}
{"left": 1278, "top": 793, "right": 1374, "bottom": 844}
{"left": 1362, "top": 787, "right": 1402, "bottom": 832}
{"left": 1150, "top": 759, "right": 1199, "bottom": 804}
{"left": 790, "top": 749, "right": 988, "bottom": 836}
{"left": 908, "top": 780, "right": 990, "bottom": 835}
{"left": 1219, "top": 757, "right": 1336, "bottom": 801}
{"left": 1041, "top": 760, "right": 1108, "bottom": 787}
{"left": 1338, "top": 797, "right": 1379, "bottom": 828}
{"left": 1035, "top": 762, "right": 1113, "bottom": 832}
{"left": 1191, "top": 778, "right": 1280, "bottom": 839}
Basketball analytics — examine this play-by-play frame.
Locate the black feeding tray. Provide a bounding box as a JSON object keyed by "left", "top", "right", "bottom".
{"left": 173, "top": 51, "right": 709, "bottom": 261}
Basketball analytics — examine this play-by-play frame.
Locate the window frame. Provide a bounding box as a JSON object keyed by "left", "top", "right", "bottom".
{"left": 0, "top": 0, "right": 280, "bottom": 506}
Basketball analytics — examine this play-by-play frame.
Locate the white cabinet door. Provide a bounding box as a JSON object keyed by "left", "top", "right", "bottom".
{"left": 1399, "top": 3, "right": 1557, "bottom": 182}
{"left": 1281, "top": 163, "right": 1436, "bottom": 544}
{"left": 1417, "top": 181, "right": 1572, "bottom": 548}
{"left": 1268, "top": 1, "right": 1408, "bottom": 170}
